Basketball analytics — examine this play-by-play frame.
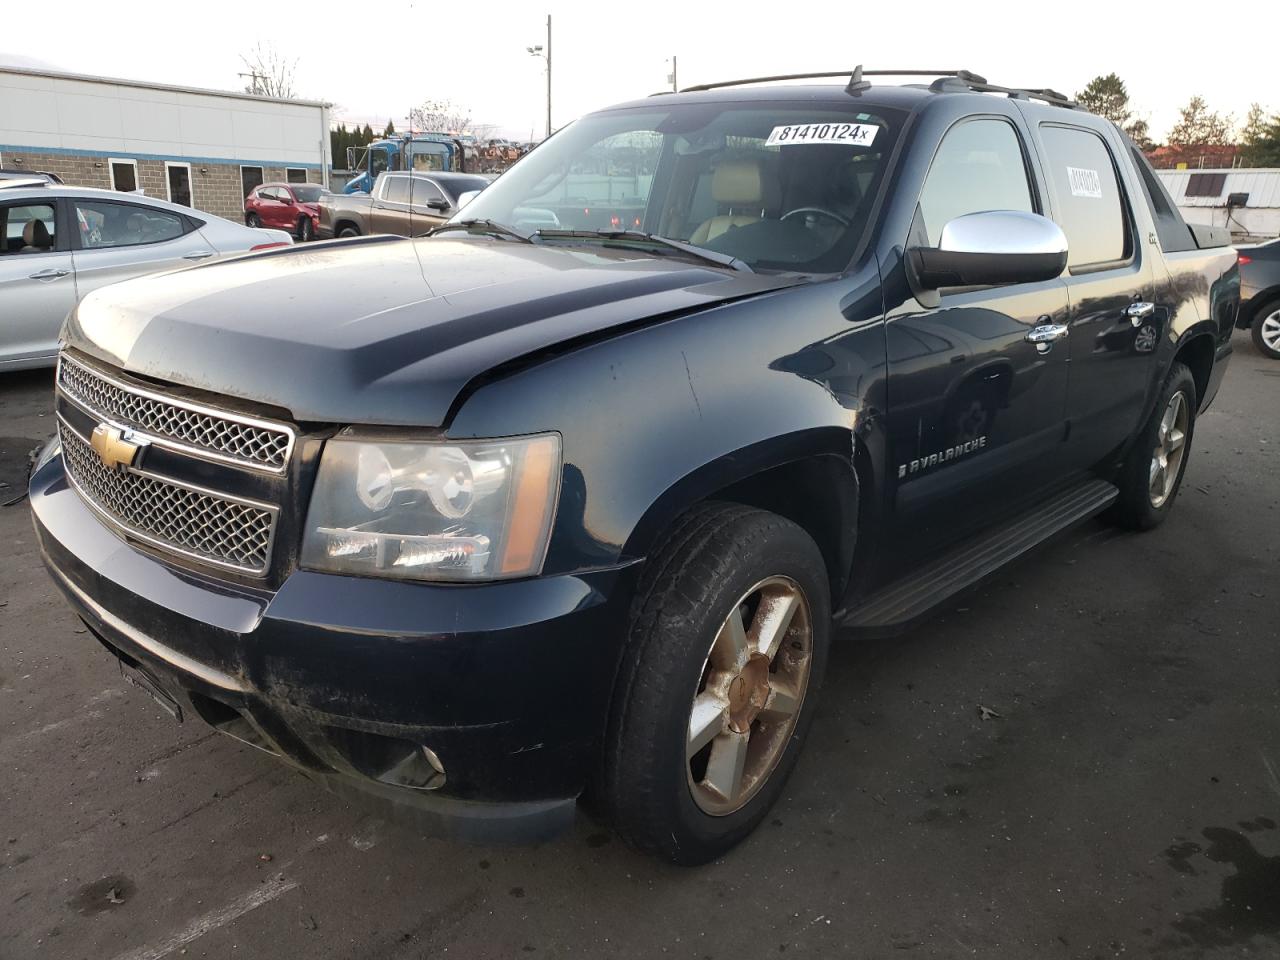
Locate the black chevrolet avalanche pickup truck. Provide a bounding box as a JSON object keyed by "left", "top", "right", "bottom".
{"left": 31, "top": 69, "right": 1237, "bottom": 864}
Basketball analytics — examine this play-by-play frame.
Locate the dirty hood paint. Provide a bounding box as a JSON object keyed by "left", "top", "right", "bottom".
{"left": 65, "top": 236, "right": 797, "bottom": 426}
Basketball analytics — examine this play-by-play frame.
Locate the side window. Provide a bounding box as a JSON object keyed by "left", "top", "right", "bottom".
{"left": 917, "top": 119, "right": 1034, "bottom": 245}
{"left": 383, "top": 177, "right": 411, "bottom": 204}
{"left": 371, "top": 151, "right": 390, "bottom": 177}
{"left": 74, "top": 200, "right": 187, "bottom": 249}
{"left": 1038, "top": 125, "right": 1128, "bottom": 269}
{"left": 1, "top": 202, "right": 57, "bottom": 254}
{"left": 409, "top": 179, "right": 445, "bottom": 207}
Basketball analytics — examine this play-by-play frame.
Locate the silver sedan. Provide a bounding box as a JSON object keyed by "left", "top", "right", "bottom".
{"left": 1, "top": 184, "right": 293, "bottom": 370}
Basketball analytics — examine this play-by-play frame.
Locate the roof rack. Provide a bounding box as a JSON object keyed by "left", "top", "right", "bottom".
{"left": 680, "top": 68, "right": 976, "bottom": 95}
{"left": 927, "top": 74, "right": 1078, "bottom": 109}
{"left": 677, "top": 66, "right": 1080, "bottom": 110}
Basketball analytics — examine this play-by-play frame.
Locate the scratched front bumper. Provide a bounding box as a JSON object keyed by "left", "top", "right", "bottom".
{"left": 30, "top": 449, "right": 637, "bottom": 842}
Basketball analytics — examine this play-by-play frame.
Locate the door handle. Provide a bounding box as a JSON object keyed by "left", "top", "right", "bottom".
{"left": 182, "top": 251, "right": 215, "bottom": 261}
{"left": 1125, "top": 301, "right": 1156, "bottom": 327}
{"left": 1026, "top": 323, "right": 1069, "bottom": 344}
{"left": 29, "top": 268, "right": 70, "bottom": 281}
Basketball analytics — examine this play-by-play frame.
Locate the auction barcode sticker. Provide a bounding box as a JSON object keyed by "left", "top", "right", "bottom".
{"left": 1066, "top": 166, "right": 1103, "bottom": 199}
{"left": 766, "top": 123, "right": 879, "bottom": 147}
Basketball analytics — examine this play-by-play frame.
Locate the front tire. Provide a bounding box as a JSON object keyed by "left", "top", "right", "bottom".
{"left": 297, "top": 217, "right": 315, "bottom": 242}
{"left": 603, "top": 503, "right": 830, "bottom": 865}
{"left": 1108, "top": 362, "right": 1197, "bottom": 530}
{"left": 1251, "top": 301, "right": 1280, "bottom": 360}
{"left": 337, "top": 224, "right": 360, "bottom": 238}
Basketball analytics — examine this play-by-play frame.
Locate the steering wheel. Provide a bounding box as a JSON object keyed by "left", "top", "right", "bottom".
{"left": 781, "top": 206, "right": 849, "bottom": 227}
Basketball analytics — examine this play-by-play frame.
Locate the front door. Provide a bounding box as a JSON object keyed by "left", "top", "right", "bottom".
{"left": 0, "top": 198, "right": 75, "bottom": 365}
{"left": 885, "top": 117, "right": 1071, "bottom": 538}
{"left": 1031, "top": 122, "right": 1158, "bottom": 468}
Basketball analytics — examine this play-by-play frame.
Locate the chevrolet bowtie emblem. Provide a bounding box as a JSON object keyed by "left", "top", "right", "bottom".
{"left": 90, "top": 423, "right": 146, "bottom": 471}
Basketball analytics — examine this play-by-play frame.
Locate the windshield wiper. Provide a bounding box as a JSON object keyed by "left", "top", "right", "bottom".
{"left": 534, "top": 229, "right": 752, "bottom": 272}
{"left": 428, "top": 219, "right": 534, "bottom": 243}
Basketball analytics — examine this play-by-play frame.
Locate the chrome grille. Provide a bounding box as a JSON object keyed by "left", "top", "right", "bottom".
{"left": 58, "top": 354, "right": 293, "bottom": 472}
{"left": 59, "top": 422, "right": 277, "bottom": 575}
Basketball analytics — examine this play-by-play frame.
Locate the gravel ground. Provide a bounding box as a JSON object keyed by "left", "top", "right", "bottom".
{"left": 1, "top": 331, "right": 1276, "bottom": 960}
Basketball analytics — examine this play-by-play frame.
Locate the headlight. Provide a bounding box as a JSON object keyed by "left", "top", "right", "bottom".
{"left": 300, "top": 433, "right": 560, "bottom": 582}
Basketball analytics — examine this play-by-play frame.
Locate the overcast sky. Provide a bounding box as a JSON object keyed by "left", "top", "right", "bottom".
{"left": 5, "top": 0, "right": 1275, "bottom": 141}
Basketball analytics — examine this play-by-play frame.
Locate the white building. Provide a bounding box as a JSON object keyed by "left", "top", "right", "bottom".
{"left": 1155, "top": 168, "right": 1280, "bottom": 243}
{"left": 0, "top": 65, "right": 331, "bottom": 221}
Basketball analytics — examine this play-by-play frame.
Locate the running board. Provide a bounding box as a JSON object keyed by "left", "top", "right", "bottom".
{"left": 842, "top": 477, "right": 1119, "bottom": 634}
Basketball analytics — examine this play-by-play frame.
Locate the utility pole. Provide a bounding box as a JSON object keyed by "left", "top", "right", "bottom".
{"left": 667, "top": 55, "right": 678, "bottom": 92}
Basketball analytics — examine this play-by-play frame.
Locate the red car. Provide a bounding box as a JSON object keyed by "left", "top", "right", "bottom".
{"left": 244, "top": 182, "right": 328, "bottom": 242}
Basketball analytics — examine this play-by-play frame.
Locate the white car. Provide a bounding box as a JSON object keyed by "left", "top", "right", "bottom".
{"left": 0, "top": 184, "right": 292, "bottom": 370}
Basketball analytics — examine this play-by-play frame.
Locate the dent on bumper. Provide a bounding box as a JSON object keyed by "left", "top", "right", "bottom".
{"left": 30, "top": 454, "right": 638, "bottom": 840}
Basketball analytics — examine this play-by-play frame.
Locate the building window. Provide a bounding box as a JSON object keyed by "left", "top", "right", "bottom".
{"left": 241, "top": 165, "right": 265, "bottom": 199}
{"left": 165, "top": 162, "right": 193, "bottom": 206}
{"left": 1185, "top": 173, "right": 1227, "bottom": 198}
{"left": 286, "top": 167, "right": 308, "bottom": 184}
{"left": 109, "top": 158, "right": 139, "bottom": 193}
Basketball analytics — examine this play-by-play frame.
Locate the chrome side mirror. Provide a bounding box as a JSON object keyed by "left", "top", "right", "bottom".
{"left": 909, "top": 210, "right": 1068, "bottom": 289}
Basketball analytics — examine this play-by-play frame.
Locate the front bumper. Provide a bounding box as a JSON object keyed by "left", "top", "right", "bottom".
{"left": 30, "top": 451, "right": 638, "bottom": 842}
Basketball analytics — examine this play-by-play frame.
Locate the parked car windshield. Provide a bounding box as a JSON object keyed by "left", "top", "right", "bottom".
{"left": 292, "top": 185, "right": 326, "bottom": 202}
{"left": 455, "top": 100, "right": 905, "bottom": 273}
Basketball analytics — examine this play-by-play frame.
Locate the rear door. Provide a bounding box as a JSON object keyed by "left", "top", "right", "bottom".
{"left": 70, "top": 197, "right": 215, "bottom": 301}
{"left": 0, "top": 197, "right": 75, "bottom": 364}
{"left": 1030, "top": 122, "right": 1158, "bottom": 468}
{"left": 371, "top": 175, "right": 413, "bottom": 234}
{"left": 886, "top": 115, "right": 1071, "bottom": 526}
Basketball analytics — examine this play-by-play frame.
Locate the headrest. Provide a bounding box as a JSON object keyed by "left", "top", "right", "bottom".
{"left": 23, "top": 218, "right": 51, "bottom": 248}
{"left": 711, "top": 158, "right": 777, "bottom": 209}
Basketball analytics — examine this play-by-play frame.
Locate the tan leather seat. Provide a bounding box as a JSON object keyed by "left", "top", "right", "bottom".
{"left": 689, "top": 158, "right": 778, "bottom": 246}
{"left": 21, "top": 218, "right": 53, "bottom": 252}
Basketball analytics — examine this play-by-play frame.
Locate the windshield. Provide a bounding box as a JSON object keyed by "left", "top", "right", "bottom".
{"left": 455, "top": 100, "right": 903, "bottom": 272}
{"left": 292, "top": 185, "right": 325, "bottom": 202}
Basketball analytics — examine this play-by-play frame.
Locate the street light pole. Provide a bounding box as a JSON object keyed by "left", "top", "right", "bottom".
{"left": 527, "top": 15, "right": 553, "bottom": 142}
{"left": 669, "top": 55, "right": 678, "bottom": 92}
{"left": 545, "top": 14, "right": 552, "bottom": 140}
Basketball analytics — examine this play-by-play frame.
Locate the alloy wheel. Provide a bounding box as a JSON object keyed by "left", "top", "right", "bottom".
{"left": 1261, "top": 309, "right": 1280, "bottom": 353}
{"left": 685, "top": 576, "right": 813, "bottom": 816}
{"left": 1149, "top": 390, "right": 1189, "bottom": 508}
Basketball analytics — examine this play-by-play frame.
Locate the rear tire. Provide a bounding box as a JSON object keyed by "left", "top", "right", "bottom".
{"left": 1107, "top": 362, "right": 1197, "bottom": 531}
{"left": 1251, "top": 301, "right": 1280, "bottom": 360}
{"left": 603, "top": 503, "right": 830, "bottom": 865}
{"left": 246, "top": 213, "right": 261, "bottom": 228}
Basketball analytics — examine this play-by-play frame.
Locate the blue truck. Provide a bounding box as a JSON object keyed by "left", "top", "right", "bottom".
{"left": 343, "top": 134, "right": 468, "bottom": 194}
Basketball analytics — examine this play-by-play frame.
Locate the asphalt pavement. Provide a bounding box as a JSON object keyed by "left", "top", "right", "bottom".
{"left": 1, "top": 332, "right": 1277, "bottom": 960}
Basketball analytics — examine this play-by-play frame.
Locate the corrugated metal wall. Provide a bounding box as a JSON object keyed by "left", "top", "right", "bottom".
{"left": 1155, "top": 169, "right": 1280, "bottom": 208}
{"left": 1156, "top": 168, "right": 1280, "bottom": 240}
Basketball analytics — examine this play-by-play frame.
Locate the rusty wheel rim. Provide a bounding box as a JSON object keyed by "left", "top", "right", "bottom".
{"left": 685, "top": 576, "right": 813, "bottom": 817}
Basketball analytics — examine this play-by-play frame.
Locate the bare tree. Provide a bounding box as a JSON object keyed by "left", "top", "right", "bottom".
{"left": 239, "top": 44, "right": 298, "bottom": 99}
{"left": 409, "top": 99, "right": 472, "bottom": 135}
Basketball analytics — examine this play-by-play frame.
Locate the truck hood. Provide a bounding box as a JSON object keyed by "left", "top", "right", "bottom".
{"left": 65, "top": 236, "right": 799, "bottom": 426}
